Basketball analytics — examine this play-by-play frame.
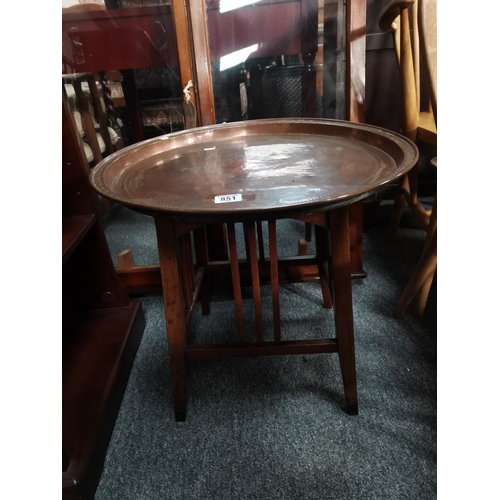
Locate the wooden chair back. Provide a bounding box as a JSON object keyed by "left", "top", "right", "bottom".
{"left": 63, "top": 72, "right": 124, "bottom": 166}
{"left": 418, "top": 0, "right": 437, "bottom": 124}
{"left": 379, "top": 0, "right": 436, "bottom": 142}
{"left": 391, "top": 0, "right": 438, "bottom": 317}
{"left": 379, "top": 0, "right": 437, "bottom": 238}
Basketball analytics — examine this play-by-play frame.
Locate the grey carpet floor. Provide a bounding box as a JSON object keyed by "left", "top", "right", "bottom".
{"left": 96, "top": 200, "right": 436, "bottom": 499}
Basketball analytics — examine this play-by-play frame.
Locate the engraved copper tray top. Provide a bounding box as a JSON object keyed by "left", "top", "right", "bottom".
{"left": 90, "top": 118, "right": 418, "bottom": 222}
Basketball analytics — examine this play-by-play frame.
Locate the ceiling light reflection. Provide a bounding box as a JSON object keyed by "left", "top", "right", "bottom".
{"left": 219, "top": 0, "right": 262, "bottom": 14}
{"left": 220, "top": 44, "right": 259, "bottom": 71}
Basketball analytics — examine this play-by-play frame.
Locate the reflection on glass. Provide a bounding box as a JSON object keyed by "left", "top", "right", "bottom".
{"left": 207, "top": 0, "right": 346, "bottom": 124}
{"left": 219, "top": 0, "right": 262, "bottom": 14}
{"left": 61, "top": 0, "right": 348, "bottom": 267}
{"left": 220, "top": 44, "right": 259, "bottom": 72}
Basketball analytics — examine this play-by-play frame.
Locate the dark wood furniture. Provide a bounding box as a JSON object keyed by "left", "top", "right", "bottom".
{"left": 62, "top": 1, "right": 319, "bottom": 139}
{"left": 63, "top": 94, "right": 145, "bottom": 500}
{"left": 89, "top": 118, "right": 418, "bottom": 421}
{"left": 379, "top": 0, "right": 437, "bottom": 239}
{"left": 393, "top": 0, "right": 437, "bottom": 317}
{"left": 63, "top": 72, "right": 125, "bottom": 166}
{"left": 62, "top": 0, "right": 368, "bottom": 285}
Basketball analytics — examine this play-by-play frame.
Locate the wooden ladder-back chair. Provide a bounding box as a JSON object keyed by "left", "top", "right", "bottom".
{"left": 63, "top": 72, "right": 125, "bottom": 169}
{"left": 62, "top": 2, "right": 127, "bottom": 170}
{"left": 379, "top": 0, "right": 437, "bottom": 240}
{"left": 393, "top": 0, "right": 437, "bottom": 317}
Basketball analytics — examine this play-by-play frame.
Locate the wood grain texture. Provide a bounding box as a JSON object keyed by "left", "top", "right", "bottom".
{"left": 268, "top": 220, "right": 282, "bottom": 343}
{"left": 227, "top": 222, "right": 246, "bottom": 344}
{"left": 244, "top": 222, "right": 264, "bottom": 345}
{"left": 154, "top": 217, "right": 188, "bottom": 419}
{"left": 186, "top": 0, "right": 216, "bottom": 126}
{"left": 329, "top": 207, "right": 358, "bottom": 409}
{"left": 346, "top": 0, "right": 366, "bottom": 123}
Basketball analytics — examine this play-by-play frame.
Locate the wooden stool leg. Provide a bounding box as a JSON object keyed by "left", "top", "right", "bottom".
{"left": 155, "top": 217, "right": 188, "bottom": 422}
{"left": 413, "top": 264, "right": 436, "bottom": 317}
{"left": 393, "top": 229, "right": 437, "bottom": 319}
{"left": 329, "top": 207, "right": 358, "bottom": 415}
{"left": 414, "top": 195, "right": 437, "bottom": 315}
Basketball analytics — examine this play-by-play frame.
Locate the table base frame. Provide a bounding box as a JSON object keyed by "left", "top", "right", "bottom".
{"left": 154, "top": 206, "right": 358, "bottom": 421}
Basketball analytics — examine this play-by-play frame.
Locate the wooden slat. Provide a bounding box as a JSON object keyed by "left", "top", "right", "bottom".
{"left": 226, "top": 223, "right": 245, "bottom": 344}
{"left": 244, "top": 222, "right": 264, "bottom": 344}
{"left": 179, "top": 235, "right": 192, "bottom": 309}
{"left": 87, "top": 74, "right": 114, "bottom": 155}
{"left": 210, "top": 258, "right": 323, "bottom": 285}
{"left": 185, "top": 268, "right": 205, "bottom": 326}
{"left": 193, "top": 226, "right": 211, "bottom": 315}
{"left": 399, "top": 6, "right": 418, "bottom": 142}
{"left": 314, "top": 225, "right": 333, "bottom": 309}
{"left": 116, "top": 256, "right": 367, "bottom": 296}
{"left": 268, "top": 220, "right": 281, "bottom": 344}
{"left": 73, "top": 78, "right": 102, "bottom": 163}
{"left": 256, "top": 221, "right": 266, "bottom": 263}
{"left": 186, "top": 339, "right": 338, "bottom": 359}
{"left": 185, "top": 233, "right": 195, "bottom": 301}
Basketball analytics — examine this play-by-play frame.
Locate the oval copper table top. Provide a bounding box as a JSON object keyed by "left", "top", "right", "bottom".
{"left": 89, "top": 118, "right": 418, "bottom": 222}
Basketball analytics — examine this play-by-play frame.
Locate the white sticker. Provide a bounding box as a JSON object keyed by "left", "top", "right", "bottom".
{"left": 214, "top": 194, "right": 243, "bottom": 204}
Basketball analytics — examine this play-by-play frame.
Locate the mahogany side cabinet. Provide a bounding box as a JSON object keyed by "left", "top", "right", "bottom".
{"left": 62, "top": 94, "right": 145, "bottom": 500}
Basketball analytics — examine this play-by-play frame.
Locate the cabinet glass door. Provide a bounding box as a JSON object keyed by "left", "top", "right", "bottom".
{"left": 204, "top": 0, "right": 348, "bottom": 125}
{"left": 62, "top": 0, "right": 187, "bottom": 146}
{"left": 62, "top": 0, "right": 365, "bottom": 270}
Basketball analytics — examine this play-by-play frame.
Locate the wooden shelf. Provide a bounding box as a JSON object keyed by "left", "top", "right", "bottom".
{"left": 63, "top": 301, "right": 145, "bottom": 498}
{"left": 62, "top": 215, "right": 96, "bottom": 264}
{"left": 62, "top": 94, "right": 145, "bottom": 499}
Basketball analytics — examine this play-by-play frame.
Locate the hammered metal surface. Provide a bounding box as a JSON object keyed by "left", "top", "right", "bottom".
{"left": 90, "top": 119, "right": 418, "bottom": 222}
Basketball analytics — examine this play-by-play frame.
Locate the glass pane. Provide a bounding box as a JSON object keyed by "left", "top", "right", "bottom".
{"left": 62, "top": 1, "right": 184, "bottom": 265}
{"left": 205, "top": 0, "right": 346, "bottom": 124}
{"left": 62, "top": 1, "right": 185, "bottom": 141}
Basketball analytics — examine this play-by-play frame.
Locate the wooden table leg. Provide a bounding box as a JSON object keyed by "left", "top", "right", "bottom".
{"left": 329, "top": 206, "right": 358, "bottom": 415}
{"left": 154, "top": 217, "right": 188, "bottom": 422}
